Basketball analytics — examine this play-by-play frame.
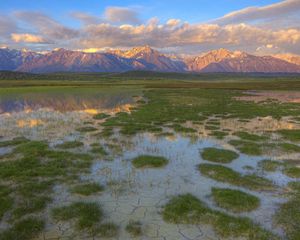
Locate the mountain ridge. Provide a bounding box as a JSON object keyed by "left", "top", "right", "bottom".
{"left": 1, "top": 46, "right": 300, "bottom": 73}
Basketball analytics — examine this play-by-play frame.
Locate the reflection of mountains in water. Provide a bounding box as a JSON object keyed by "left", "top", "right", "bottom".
{"left": 0, "top": 92, "right": 134, "bottom": 114}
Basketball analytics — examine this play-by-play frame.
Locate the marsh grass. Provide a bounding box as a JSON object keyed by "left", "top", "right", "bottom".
{"left": 201, "top": 148, "right": 239, "bottom": 163}
{"left": 52, "top": 202, "right": 102, "bottom": 230}
{"left": 212, "top": 188, "right": 260, "bottom": 213}
{"left": 283, "top": 167, "right": 300, "bottom": 178}
{"left": 0, "top": 137, "right": 29, "bottom": 148}
{"left": 56, "top": 141, "right": 84, "bottom": 149}
{"left": 0, "top": 196, "right": 12, "bottom": 220}
{"left": 234, "top": 131, "right": 268, "bottom": 142}
{"left": 163, "top": 194, "right": 277, "bottom": 240}
{"left": 12, "top": 196, "right": 51, "bottom": 219}
{"left": 126, "top": 220, "right": 142, "bottom": 237}
{"left": 229, "top": 140, "right": 262, "bottom": 155}
{"left": 132, "top": 155, "right": 168, "bottom": 168}
{"left": 0, "top": 217, "right": 44, "bottom": 240}
{"left": 91, "top": 144, "right": 108, "bottom": 156}
{"left": 278, "top": 129, "right": 300, "bottom": 142}
{"left": 199, "top": 164, "right": 275, "bottom": 191}
{"left": 279, "top": 143, "right": 300, "bottom": 153}
{"left": 275, "top": 182, "right": 300, "bottom": 240}
{"left": 77, "top": 126, "right": 98, "bottom": 132}
{"left": 93, "top": 113, "right": 110, "bottom": 120}
{"left": 94, "top": 223, "right": 118, "bottom": 238}
{"left": 258, "top": 160, "right": 285, "bottom": 172}
{"left": 209, "top": 131, "right": 227, "bottom": 139}
{"left": 71, "top": 183, "right": 104, "bottom": 196}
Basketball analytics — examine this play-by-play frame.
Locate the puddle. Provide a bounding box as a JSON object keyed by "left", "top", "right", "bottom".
{"left": 31, "top": 133, "right": 290, "bottom": 239}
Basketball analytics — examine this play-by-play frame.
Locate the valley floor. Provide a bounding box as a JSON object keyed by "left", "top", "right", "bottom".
{"left": 0, "top": 75, "right": 300, "bottom": 240}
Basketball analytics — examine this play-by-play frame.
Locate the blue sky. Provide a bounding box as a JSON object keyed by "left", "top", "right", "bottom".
{"left": 1, "top": 0, "right": 300, "bottom": 55}
{"left": 0, "top": 0, "right": 281, "bottom": 26}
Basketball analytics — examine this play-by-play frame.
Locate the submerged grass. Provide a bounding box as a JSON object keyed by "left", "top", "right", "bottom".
{"left": 199, "top": 164, "right": 275, "bottom": 191}
{"left": 163, "top": 194, "right": 277, "bottom": 240}
{"left": 212, "top": 188, "right": 260, "bottom": 213}
{"left": 258, "top": 160, "right": 285, "bottom": 172}
{"left": 201, "top": 147, "right": 239, "bottom": 163}
{"left": 132, "top": 155, "right": 168, "bottom": 168}
{"left": 126, "top": 220, "right": 142, "bottom": 237}
{"left": 229, "top": 140, "right": 262, "bottom": 155}
{"left": 71, "top": 183, "right": 104, "bottom": 196}
{"left": 56, "top": 141, "right": 84, "bottom": 149}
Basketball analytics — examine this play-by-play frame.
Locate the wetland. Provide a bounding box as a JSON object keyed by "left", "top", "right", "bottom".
{"left": 0, "top": 74, "right": 300, "bottom": 240}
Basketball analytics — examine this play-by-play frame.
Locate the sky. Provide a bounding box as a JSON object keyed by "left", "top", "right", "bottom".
{"left": 1, "top": 0, "right": 300, "bottom": 55}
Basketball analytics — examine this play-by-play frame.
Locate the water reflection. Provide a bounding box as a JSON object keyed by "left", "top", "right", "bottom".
{"left": 0, "top": 87, "right": 138, "bottom": 114}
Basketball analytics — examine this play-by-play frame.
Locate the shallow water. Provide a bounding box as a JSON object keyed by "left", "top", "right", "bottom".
{"left": 0, "top": 90, "right": 299, "bottom": 240}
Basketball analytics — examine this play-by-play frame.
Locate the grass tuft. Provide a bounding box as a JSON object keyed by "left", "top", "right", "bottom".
{"left": 126, "top": 220, "right": 142, "bottom": 237}
{"left": 132, "top": 155, "right": 168, "bottom": 168}
{"left": 0, "top": 217, "right": 44, "bottom": 240}
{"left": 163, "top": 194, "right": 277, "bottom": 240}
{"left": 201, "top": 147, "right": 238, "bottom": 163}
{"left": 52, "top": 202, "right": 102, "bottom": 230}
{"left": 71, "top": 183, "right": 104, "bottom": 196}
{"left": 212, "top": 188, "right": 260, "bottom": 213}
{"left": 199, "top": 163, "right": 275, "bottom": 191}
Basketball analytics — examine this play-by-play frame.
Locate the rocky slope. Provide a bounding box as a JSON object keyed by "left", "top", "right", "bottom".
{"left": 1, "top": 46, "right": 300, "bottom": 73}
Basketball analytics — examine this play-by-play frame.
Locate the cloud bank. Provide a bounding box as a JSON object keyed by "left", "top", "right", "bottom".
{"left": 0, "top": 1, "right": 300, "bottom": 55}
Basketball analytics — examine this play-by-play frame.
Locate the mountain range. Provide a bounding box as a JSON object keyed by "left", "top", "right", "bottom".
{"left": 1, "top": 46, "right": 300, "bottom": 73}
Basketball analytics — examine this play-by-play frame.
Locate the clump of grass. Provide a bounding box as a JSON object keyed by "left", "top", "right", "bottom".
{"left": 126, "top": 220, "right": 142, "bottom": 237}
{"left": 283, "top": 167, "right": 300, "bottom": 178}
{"left": 205, "top": 125, "right": 219, "bottom": 130}
{"left": 71, "top": 183, "right": 104, "bottom": 196}
{"left": 90, "top": 144, "right": 108, "bottom": 156}
{"left": 279, "top": 143, "right": 300, "bottom": 153}
{"left": 52, "top": 202, "right": 102, "bottom": 230}
{"left": 199, "top": 164, "right": 275, "bottom": 191}
{"left": 258, "top": 160, "right": 285, "bottom": 172}
{"left": 163, "top": 194, "right": 276, "bottom": 240}
{"left": 171, "top": 124, "right": 196, "bottom": 133}
{"left": 56, "top": 141, "right": 84, "bottom": 149}
{"left": 234, "top": 131, "right": 268, "bottom": 142}
{"left": 0, "top": 217, "right": 44, "bottom": 240}
{"left": 212, "top": 188, "right": 260, "bottom": 213}
{"left": 201, "top": 148, "right": 239, "bottom": 163}
{"left": 93, "top": 113, "right": 110, "bottom": 120}
{"left": 17, "top": 180, "right": 54, "bottom": 198}
{"left": 0, "top": 137, "right": 29, "bottom": 147}
{"left": 94, "top": 223, "right": 118, "bottom": 238}
{"left": 13, "top": 196, "right": 51, "bottom": 218}
{"left": 77, "top": 126, "right": 98, "bottom": 132}
{"left": 229, "top": 140, "right": 262, "bottom": 155}
{"left": 209, "top": 131, "right": 227, "bottom": 139}
{"left": 277, "top": 129, "right": 300, "bottom": 142}
{"left": 132, "top": 155, "right": 168, "bottom": 168}
{"left": 275, "top": 182, "right": 300, "bottom": 240}
{"left": 0, "top": 196, "right": 13, "bottom": 220}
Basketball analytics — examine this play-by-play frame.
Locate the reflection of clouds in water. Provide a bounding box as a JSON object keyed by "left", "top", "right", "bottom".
{"left": 17, "top": 119, "right": 44, "bottom": 128}
{"left": 0, "top": 90, "right": 136, "bottom": 114}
